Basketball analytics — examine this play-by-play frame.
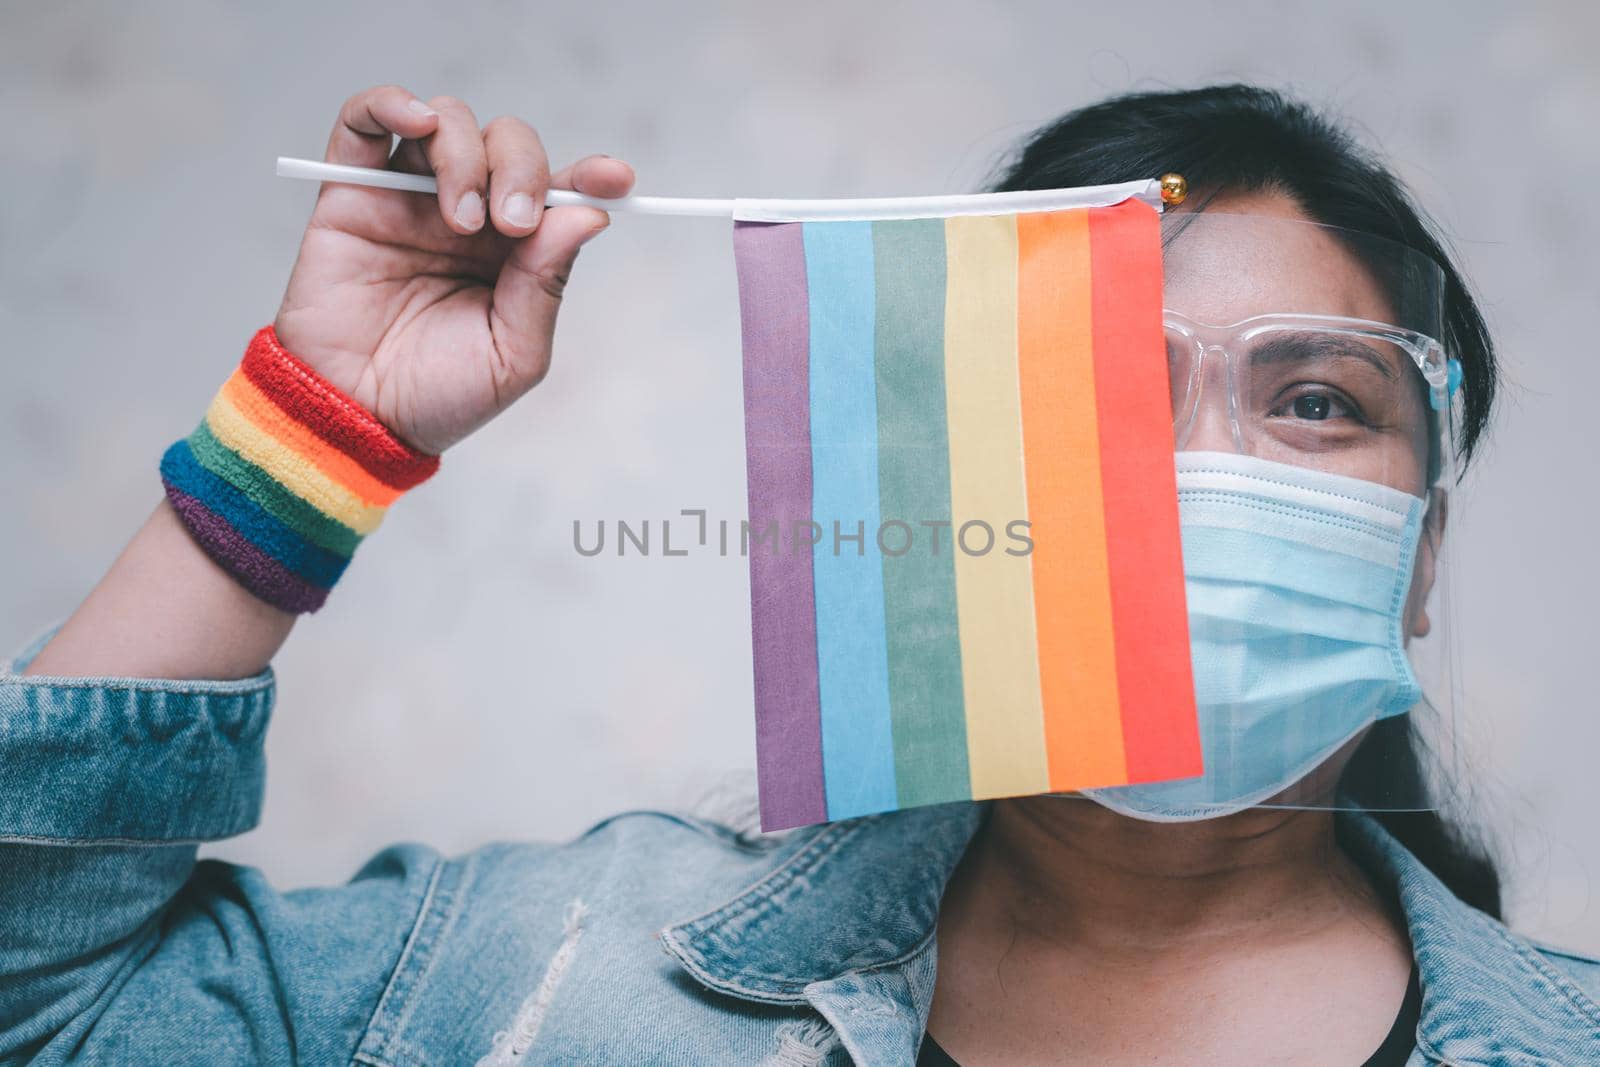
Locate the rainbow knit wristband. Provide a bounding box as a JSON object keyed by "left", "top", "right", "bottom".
{"left": 160, "top": 326, "right": 440, "bottom": 613}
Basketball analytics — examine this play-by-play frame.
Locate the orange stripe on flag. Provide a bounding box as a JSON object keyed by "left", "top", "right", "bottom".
{"left": 1017, "top": 209, "right": 1129, "bottom": 790}
{"left": 1087, "top": 201, "right": 1203, "bottom": 782}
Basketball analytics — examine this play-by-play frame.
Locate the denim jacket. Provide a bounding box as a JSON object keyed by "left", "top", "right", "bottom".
{"left": 3, "top": 629, "right": 1599, "bottom": 1067}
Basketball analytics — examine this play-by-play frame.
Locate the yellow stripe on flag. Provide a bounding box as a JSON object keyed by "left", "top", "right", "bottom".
{"left": 943, "top": 214, "right": 1050, "bottom": 800}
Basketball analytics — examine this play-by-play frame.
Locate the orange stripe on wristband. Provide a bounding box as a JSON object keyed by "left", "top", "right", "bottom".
{"left": 220, "top": 373, "right": 404, "bottom": 507}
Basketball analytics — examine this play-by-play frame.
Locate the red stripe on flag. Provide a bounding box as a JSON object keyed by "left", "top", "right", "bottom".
{"left": 1087, "top": 201, "right": 1203, "bottom": 783}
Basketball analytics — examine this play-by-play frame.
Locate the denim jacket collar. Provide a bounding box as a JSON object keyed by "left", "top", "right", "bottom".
{"left": 660, "top": 804, "right": 981, "bottom": 1061}
{"left": 662, "top": 804, "right": 1600, "bottom": 1063}
{"left": 1338, "top": 813, "right": 1600, "bottom": 1063}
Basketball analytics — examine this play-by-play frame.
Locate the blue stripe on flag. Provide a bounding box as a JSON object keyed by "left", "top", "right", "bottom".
{"left": 804, "top": 221, "right": 899, "bottom": 819}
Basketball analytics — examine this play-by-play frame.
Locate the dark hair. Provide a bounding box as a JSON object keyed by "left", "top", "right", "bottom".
{"left": 992, "top": 84, "right": 1501, "bottom": 917}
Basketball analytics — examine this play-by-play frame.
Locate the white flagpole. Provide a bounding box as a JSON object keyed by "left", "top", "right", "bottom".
{"left": 276, "top": 157, "right": 1165, "bottom": 221}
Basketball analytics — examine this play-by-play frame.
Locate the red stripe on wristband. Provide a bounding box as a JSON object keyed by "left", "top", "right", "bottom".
{"left": 241, "top": 326, "right": 440, "bottom": 490}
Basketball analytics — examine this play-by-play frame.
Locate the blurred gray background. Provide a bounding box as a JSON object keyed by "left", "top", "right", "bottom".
{"left": 4, "top": 1, "right": 1597, "bottom": 952}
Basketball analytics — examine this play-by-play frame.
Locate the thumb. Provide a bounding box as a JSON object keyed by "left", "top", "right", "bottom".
{"left": 488, "top": 205, "right": 610, "bottom": 389}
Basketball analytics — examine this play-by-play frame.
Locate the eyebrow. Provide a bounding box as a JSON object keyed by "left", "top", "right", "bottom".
{"left": 1245, "top": 332, "right": 1402, "bottom": 381}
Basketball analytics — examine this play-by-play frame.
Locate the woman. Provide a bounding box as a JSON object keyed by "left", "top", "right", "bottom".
{"left": 2, "top": 83, "right": 1596, "bottom": 1066}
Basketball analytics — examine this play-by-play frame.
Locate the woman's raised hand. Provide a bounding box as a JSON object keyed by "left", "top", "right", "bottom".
{"left": 273, "top": 85, "right": 635, "bottom": 454}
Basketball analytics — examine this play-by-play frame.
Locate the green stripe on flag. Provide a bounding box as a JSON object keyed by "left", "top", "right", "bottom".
{"left": 871, "top": 218, "right": 970, "bottom": 808}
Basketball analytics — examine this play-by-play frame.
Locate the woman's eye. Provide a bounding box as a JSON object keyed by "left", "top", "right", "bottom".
{"left": 1293, "top": 394, "right": 1332, "bottom": 420}
{"left": 1283, "top": 391, "right": 1354, "bottom": 421}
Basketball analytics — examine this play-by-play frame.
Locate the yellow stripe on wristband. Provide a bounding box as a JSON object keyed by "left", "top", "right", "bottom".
{"left": 204, "top": 386, "right": 388, "bottom": 535}
{"left": 220, "top": 373, "right": 405, "bottom": 507}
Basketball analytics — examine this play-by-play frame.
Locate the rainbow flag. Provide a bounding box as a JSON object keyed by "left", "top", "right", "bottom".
{"left": 734, "top": 197, "right": 1202, "bottom": 831}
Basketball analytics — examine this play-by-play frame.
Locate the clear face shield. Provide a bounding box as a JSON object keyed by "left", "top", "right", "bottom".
{"left": 1081, "top": 210, "right": 1461, "bottom": 820}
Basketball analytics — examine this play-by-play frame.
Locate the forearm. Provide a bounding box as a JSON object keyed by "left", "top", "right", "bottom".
{"left": 23, "top": 499, "right": 295, "bottom": 681}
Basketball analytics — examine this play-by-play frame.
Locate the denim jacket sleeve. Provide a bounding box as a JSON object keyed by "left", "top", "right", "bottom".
{"left": 0, "top": 630, "right": 441, "bottom": 1066}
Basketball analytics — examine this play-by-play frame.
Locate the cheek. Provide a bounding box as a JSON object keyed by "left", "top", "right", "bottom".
{"left": 1280, "top": 434, "right": 1428, "bottom": 496}
{"left": 1362, "top": 389, "right": 1434, "bottom": 497}
{"left": 1396, "top": 436, "right": 1430, "bottom": 498}
{"left": 1342, "top": 394, "right": 1434, "bottom": 496}
{"left": 1401, "top": 391, "right": 1437, "bottom": 497}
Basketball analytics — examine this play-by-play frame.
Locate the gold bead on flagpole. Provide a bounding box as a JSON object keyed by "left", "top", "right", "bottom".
{"left": 1159, "top": 173, "right": 1188, "bottom": 206}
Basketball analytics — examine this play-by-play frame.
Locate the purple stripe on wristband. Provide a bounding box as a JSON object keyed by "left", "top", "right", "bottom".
{"left": 164, "top": 482, "right": 331, "bottom": 613}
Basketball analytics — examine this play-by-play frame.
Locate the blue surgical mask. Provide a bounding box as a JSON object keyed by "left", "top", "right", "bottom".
{"left": 1085, "top": 451, "right": 1426, "bottom": 822}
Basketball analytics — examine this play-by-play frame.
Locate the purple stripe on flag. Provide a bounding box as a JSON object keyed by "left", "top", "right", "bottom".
{"left": 164, "top": 481, "right": 331, "bottom": 613}
{"left": 734, "top": 221, "right": 827, "bottom": 831}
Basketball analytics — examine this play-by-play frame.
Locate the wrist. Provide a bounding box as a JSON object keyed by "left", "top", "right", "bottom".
{"left": 158, "top": 326, "right": 440, "bottom": 614}
{"left": 269, "top": 309, "right": 395, "bottom": 434}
